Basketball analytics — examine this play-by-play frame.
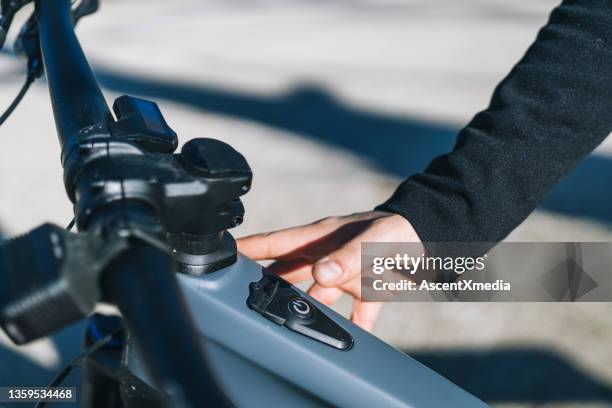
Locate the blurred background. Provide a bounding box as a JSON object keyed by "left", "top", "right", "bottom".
{"left": 1, "top": 0, "right": 612, "bottom": 407}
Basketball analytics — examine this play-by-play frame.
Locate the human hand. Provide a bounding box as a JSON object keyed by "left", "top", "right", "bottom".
{"left": 237, "top": 211, "right": 421, "bottom": 331}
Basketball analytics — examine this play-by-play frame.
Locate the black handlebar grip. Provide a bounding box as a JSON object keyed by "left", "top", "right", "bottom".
{"left": 0, "top": 224, "right": 88, "bottom": 344}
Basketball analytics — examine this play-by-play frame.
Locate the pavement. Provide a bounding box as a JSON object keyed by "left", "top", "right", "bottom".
{"left": 1, "top": 1, "right": 612, "bottom": 407}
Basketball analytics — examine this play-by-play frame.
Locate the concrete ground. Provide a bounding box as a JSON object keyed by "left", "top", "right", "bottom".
{"left": 1, "top": 1, "right": 612, "bottom": 407}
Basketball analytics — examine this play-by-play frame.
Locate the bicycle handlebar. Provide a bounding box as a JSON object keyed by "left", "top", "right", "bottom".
{"left": 34, "top": 1, "right": 230, "bottom": 406}
{"left": 101, "top": 234, "right": 229, "bottom": 407}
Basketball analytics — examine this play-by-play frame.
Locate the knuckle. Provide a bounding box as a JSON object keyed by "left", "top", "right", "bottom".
{"left": 334, "top": 246, "right": 360, "bottom": 275}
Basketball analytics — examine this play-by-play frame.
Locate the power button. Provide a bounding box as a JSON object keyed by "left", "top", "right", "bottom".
{"left": 288, "top": 298, "right": 313, "bottom": 319}
{"left": 247, "top": 274, "right": 354, "bottom": 350}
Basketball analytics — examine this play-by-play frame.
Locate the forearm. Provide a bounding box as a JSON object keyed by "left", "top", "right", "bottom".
{"left": 378, "top": 0, "right": 612, "bottom": 248}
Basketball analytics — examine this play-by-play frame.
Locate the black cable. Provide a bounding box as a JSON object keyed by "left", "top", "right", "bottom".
{"left": 0, "top": 72, "right": 34, "bottom": 127}
{"left": 33, "top": 328, "right": 124, "bottom": 408}
{"left": 66, "top": 217, "right": 75, "bottom": 231}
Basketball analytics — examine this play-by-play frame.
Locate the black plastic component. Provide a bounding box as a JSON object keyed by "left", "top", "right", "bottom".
{"left": 0, "top": 0, "right": 32, "bottom": 49}
{"left": 167, "top": 231, "right": 237, "bottom": 275}
{"left": 71, "top": 0, "right": 99, "bottom": 24}
{"left": 0, "top": 219, "right": 163, "bottom": 345}
{"left": 64, "top": 137, "right": 251, "bottom": 235}
{"left": 0, "top": 224, "right": 81, "bottom": 344}
{"left": 110, "top": 95, "right": 178, "bottom": 154}
{"left": 62, "top": 135, "right": 251, "bottom": 275}
{"left": 181, "top": 137, "right": 250, "bottom": 177}
{"left": 247, "top": 274, "right": 354, "bottom": 350}
{"left": 14, "top": 13, "right": 43, "bottom": 79}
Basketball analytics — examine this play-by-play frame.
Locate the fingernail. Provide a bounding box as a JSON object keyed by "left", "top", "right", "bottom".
{"left": 314, "top": 260, "right": 343, "bottom": 285}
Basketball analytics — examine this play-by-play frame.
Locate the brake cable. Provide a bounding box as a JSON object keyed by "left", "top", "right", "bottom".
{"left": 0, "top": 9, "right": 42, "bottom": 127}
{"left": 0, "top": 0, "right": 99, "bottom": 127}
{"left": 66, "top": 217, "right": 75, "bottom": 231}
{"left": 0, "top": 66, "right": 37, "bottom": 126}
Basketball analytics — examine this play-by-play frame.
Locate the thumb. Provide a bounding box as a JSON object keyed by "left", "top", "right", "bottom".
{"left": 312, "top": 240, "right": 361, "bottom": 288}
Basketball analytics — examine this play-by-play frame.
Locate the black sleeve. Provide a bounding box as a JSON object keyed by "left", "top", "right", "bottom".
{"left": 376, "top": 0, "right": 612, "bottom": 249}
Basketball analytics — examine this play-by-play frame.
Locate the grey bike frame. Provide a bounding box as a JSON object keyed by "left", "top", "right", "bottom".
{"left": 125, "top": 254, "right": 489, "bottom": 407}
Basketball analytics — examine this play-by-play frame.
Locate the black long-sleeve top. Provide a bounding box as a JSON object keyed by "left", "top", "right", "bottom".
{"left": 377, "top": 0, "right": 612, "bottom": 250}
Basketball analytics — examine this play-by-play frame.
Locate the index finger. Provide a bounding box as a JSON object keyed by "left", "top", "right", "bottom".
{"left": 237, "top": 221, "right": 330, "bottom": 260}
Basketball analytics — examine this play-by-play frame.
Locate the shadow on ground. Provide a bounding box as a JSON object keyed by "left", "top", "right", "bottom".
{"left": 407, "top": 347, "right": 612, "bottom": 405}
{"left": 94, "top": 68, "right": 612, "bottom": 225}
